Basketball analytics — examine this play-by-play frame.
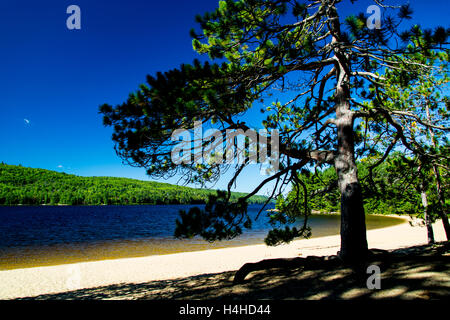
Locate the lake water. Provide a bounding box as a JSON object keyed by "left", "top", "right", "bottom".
{"left": 0, "top": 204, "right": 405, "bottom": 270}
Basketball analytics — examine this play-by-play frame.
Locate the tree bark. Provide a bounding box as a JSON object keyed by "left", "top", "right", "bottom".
{"left": 420, "top": 183, "right": 435, "bottom": 244}
{"left": 334, "top": 67, "right": 368, "bottom": 264}
{"left": 328, "top": 4, "right": 368, "bottom": 264}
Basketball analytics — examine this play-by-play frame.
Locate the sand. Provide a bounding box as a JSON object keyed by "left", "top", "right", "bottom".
{"left": 0, "top": 216, "right": 447, "bottom": 300}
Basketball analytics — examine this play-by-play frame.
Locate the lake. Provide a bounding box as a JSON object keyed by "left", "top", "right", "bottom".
{"left": 0, "top": 204, "right": 405, "bottom": 270}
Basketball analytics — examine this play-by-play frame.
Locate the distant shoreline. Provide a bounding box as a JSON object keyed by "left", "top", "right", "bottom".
{"left": 0, "top": 163, "right": 269, "bottom": 206}
{"left": 0, "top": 201, "right": 274, "bottom": 207}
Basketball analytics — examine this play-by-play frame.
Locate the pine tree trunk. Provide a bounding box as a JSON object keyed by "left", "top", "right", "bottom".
{"left": 334, "top": 69, "right": 368, "bottom": 264}
{"left": 420, "top": 185, "right": 435, "bottom": 244}
{"left": 329, "top": 4, "right": 368, "bottom": 264}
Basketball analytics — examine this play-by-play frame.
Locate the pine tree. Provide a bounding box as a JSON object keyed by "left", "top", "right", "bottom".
{"left": 100, "top": 0, "right": 449, "bottom": 264}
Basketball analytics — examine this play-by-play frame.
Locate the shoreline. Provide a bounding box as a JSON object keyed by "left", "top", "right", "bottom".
{"left": 1, "top": 202, "right": 273, "bottom": 207}
{"left": 0, "top": 215, "right": 446, "bottom": 300}
{"left": 0, "top": 213, "right": 405, "bottom": 271}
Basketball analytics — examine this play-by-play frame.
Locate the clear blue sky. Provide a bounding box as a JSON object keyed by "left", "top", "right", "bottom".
{"left": 0, "top": 0, "right": 448, "bottom": 194}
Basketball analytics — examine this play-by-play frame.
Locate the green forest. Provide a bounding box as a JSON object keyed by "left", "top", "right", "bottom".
{"left": 278, "top": 152, "right": 450, "bottom": 219}
{"left": 0, "top": 163, "right": 268, "bottom": 206}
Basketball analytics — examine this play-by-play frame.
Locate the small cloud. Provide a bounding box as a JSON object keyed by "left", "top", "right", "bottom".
{"left": 24, "top": 118, "right": 30, "bottom": 125}
{"left": 57, "top": 165, "right": 64, "bottom": 168}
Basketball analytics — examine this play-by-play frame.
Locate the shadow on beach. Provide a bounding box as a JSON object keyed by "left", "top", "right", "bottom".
{"left": 20, "top": 242, "right": 449, "bottom": 300}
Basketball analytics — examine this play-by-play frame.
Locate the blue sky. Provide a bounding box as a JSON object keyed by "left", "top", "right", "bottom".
{"left": 0, "top": 0, "right": 448, "bottom": 195}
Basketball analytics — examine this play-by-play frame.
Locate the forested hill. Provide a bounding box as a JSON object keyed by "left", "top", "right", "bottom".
{"left": 0, "top": 163, "right": 268, "bottom": 206}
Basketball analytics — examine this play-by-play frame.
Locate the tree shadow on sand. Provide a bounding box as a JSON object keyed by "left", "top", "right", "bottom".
{"left": 21, "top": 242, "right": 449, "bottom": 300}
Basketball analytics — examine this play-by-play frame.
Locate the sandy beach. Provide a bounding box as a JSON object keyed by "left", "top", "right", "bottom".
{"left": 0, "top": 216, "right": 447, "bottom": 300}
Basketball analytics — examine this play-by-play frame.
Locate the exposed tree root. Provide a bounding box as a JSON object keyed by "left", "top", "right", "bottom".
{"left": 233, "top": 255, "right": 342, "bottom": 284}
{"left": 233, "top": 243, "right": 450, "bottom": 284}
